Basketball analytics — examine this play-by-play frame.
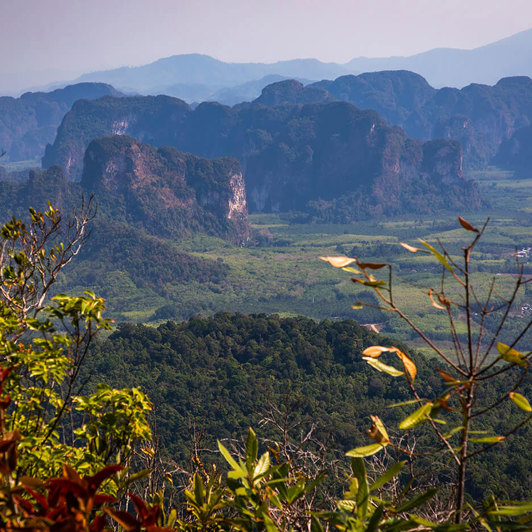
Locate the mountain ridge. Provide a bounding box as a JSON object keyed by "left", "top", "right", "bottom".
{"left": 52, "top": 28, "right": 532, "bottom": 101}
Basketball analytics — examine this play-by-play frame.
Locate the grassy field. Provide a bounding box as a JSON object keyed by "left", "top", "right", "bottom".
{"left": 64, "top": 167, "right": 531, "bottom": 359}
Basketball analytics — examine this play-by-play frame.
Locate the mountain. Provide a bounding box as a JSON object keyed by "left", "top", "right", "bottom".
{"left": 257, "top": 72, "right": 532, "bottom": 169}
{"left": 82, "top": 135, "right": 250, "bottom": 243}
{"left": 2, "top": 137, "right": 250, "bottom": 244}
{"left": 43, "top": 93, "right": 480, "bottom": 220}
{"left": 346, "top": 28, "right": 532, "bottom": 88}
{"left": 41, "top": 29, "right": 532, "bottom": 104}
{"left": 75, "top": 54, "right": 348, "bottom": 95}
{"left": 494, "top": 125, "right": 532, "bottom": 178}
{"left": 0, "top": 83, "right": 123, "bottom": 162}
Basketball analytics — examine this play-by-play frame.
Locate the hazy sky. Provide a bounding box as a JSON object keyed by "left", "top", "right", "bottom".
{"left": 2, "top": 0, "right": 532, "bottom": 86}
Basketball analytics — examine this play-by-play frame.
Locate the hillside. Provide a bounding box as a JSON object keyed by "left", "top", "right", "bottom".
{"left": 43, "top": 94, "right": 480, "bottom": 220}
{"left": 0, "top": 82, "right": 122, "bottom": 162}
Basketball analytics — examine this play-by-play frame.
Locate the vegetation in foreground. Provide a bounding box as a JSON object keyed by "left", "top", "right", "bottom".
{"left": 0, "top": 203, "right": 529, "bottom": 530}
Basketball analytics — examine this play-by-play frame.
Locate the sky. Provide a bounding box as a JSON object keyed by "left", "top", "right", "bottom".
{"left": 2, "top": 0, "right": 532, "bottom": 92}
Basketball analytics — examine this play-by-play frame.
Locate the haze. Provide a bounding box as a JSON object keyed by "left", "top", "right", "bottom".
{"left": 2, "top": 0, "right": 532, "bottom": 93}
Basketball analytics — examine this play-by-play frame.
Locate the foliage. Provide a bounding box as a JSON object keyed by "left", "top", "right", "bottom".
{"left": 322, "top": 217, "right": 532, "bottom": 523}
{"left": 0, "top": 203, "right": 152, "bottom": 484}
{"left": 85, "top": 312, "right": 531, "bottom": 504}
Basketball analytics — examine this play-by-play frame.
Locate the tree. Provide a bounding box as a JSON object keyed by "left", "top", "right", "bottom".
{"left": 0, "top": 202, "right": 152, "bottom": 480}
{"left": 321, "top": 216, "right": 532, "bottom": 524}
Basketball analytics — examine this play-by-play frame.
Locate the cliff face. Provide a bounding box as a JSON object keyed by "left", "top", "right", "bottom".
{"left": 81, "top": 135, "right": 250, "bottom": 243}
{"left": 494, "top": 125, "right": 532, "bottom": 177}
{"left": 44, "top": 93, "right": 479, "bottom": 220}
{"left": 43, "top": 95, "right": 189, "bottom": 181}
{"left": 0, "top": 83, "right": 122, "bottom": 161}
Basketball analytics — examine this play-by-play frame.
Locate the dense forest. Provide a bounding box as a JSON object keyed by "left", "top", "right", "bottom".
{"left": 85, "top": 312, "right": 531, "bottom": 502}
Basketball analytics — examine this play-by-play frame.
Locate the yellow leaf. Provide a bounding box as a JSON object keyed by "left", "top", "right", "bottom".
{"left": 496, "top": 343, "right": 527, "bottom": 367}
{"left": 509, "top": 392, "right": 532, "bottom": 412}
{"left": 367, "top": 415, "right": 389, "bottom": 443}
{"left": 363, "top": 357, "right": 404, "bottom": 377}
{"left": 319, "top": 256, "right": 356, "bottom": 268}
{"left": 362, "top": 346, "right": 390, "bottom": 358}
{"left": 346, "top": 443, "right": 386, "bottom": 458}
{"left": 400, "top": 242, "right": 420, "bottom": 253}
{"left": 391, "top": 348, "right": 417, "bottom": 381}
{"left": 418, "top": 239, "right": 453, "bottom": 272}
{"left": 428, "top": 289, "right": 447, "bottom": 310}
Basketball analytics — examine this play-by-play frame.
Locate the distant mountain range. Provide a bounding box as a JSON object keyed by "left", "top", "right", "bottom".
{"left": 67, "top": 28, "right": 532, "bottom": 102}
{"left": 0, "top": 83, "right": 122, "bottom": 162}
{"left": 43, "top": 92, "right": 480, "bottom": 220}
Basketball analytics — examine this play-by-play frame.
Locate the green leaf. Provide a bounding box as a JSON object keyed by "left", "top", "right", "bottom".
{"left": 352, "top": 278, "right": 387, "bottom": 288}
{"left": 246, "top": 427, "right": 258, "bottom": 467}
{"left": 217, "top": 440, "right": 241, "bottom": 471}
{"left": 253, "top": 452, "right": 270, "bottom": 480}
{"left": 509, "top": 392, "right": 532, "bottom": 412}
{"left": 362, "top": 357, "right": 404, "bottom": 377}
{"left": 366, "top": 504, "right": 384, "bottom": 532}
{"left": 396, "top": 487, "right": 438, "bottom": 512}
{"left": 469, "top": 436, "right": 505, "bottom": 443}
{"left": 351, "top": 458, "right": 369, "bottom": 519}
{"left": 399, "top": 402, "right": 432, "bottom": 430}
{"left": 346, "top": 443, "right": 385, "bottom": 458}
{"left": 263, "top": 514, "right": 278, "bottom": 532}
{"left": 370, "top": 461, "right": 405, "bottom": 491}
{"left": 418, "top": 239, "right": 453, "bottom": 272}
{"left": 342, "top": 266, "right": 361, "bottom": 274}
{"left": 489, "top": 502, "right": 532, "bottom": 516}
{"left": 193, "top": 473, "right": 204, "bottom": 506}
{"left": 387, "top": 399, "right": 422, "bottom": 408}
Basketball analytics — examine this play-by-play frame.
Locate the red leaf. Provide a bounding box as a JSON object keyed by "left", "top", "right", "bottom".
{"left": 458, "top": 216, "right": 479, "bottom": 233}
{"left": 0, "top": 439, "right": 17, "bottom": 453}
{"left": 356, "top": 261, "right": 387, "bottom": 269}
{"left": 129, "top": 492, "right": 148, "bottom": 520}
{"left": 105, "top": 508, "right": 140, "bottom": 531}
{"left": 91, "top": 514, "right": 108, "bottom": 532}
{"left": 24, "top": 487, "right": 49, "bottom": 511}
{"left": 88, "top": 464, "right": 124, "bottom": 491}
{"left": 47, "top": 478, "right": 88, "bottom": 499}
{"left": 93, "top": 494, "right": 117, "bottom": 505}
{"left": 13, "top": 494, "right": 35, "bottom": 515}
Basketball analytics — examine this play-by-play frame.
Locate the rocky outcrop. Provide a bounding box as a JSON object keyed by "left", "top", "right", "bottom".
{"left": 312, "top": 73, "right": 532, "bottom": 169}
{"left": 0, "top": 83, "right": 122, "bottom": 162}
{"left": 43, "top": 93, "right": 480, "bottom": 220}
{"left": 253, "top": 80, "right": 333, "bottom": 106}
{"left": 251, "top": 72, "right": 532, "bottom": 170}
{"left": 81, "top": 135, "right": 250, "bottom": 243}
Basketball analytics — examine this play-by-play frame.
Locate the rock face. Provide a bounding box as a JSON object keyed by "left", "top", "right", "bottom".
{"left": 494, "top": 125, "right": 532, "bottom": 177}
{"left": 81, "top": 135, "right": 250, "bottom": 243}
{"left": 0, "top": 83, "right": 122, "bottom": 161}
{"left": 43, "top": 92, "right": 480, "bottom": 220}
{"left": 43, "top": 95, "right": 190, "bottom": 181}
